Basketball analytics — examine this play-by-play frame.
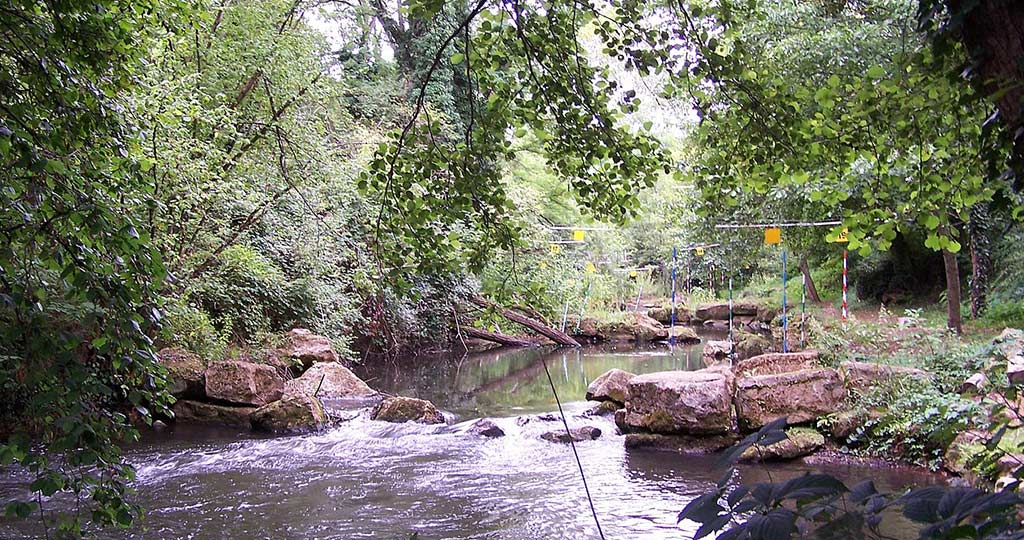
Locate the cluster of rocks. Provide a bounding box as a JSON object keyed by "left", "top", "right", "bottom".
{"left": 647, "top": 301, "right": 775, "bottom": 333}
{"left": 161, "top": 329, "right": 378, "bottom": 434}
{"left": 586, "top": 352, "right": 930, "bottom": 461}
{"left": 569, "top": 312, "right": 697, "bottom": 344}
{"left": 161, "top": 328, "right": 460, "bottom": 434}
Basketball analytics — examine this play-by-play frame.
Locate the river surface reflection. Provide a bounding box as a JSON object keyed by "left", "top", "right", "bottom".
{"left": 0, "top": 339, "right": 943, "bottom": 539}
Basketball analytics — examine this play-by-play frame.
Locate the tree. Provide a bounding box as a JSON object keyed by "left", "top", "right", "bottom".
{"left": 619, "top": 0, "right": 1016, "bottom": 333}
{"left": 1, "top": 0, "right": 191, "bottom": 533}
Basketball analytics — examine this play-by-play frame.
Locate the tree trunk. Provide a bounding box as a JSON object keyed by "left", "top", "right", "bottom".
{"left": 941, "top": 248, "right": 963, "bottom": 335}
{"left": 967, "top": 204, "right": 993, "bottom": 318}
{"left": 462, "top": 327, "right": 538, "bottom": 348}
{"left": 798, "top": 255, "right": 822, "bottom": 303}
{"left": 949, "top": 0, "right": 1024, "bottom": 187}
{"left": 470, "top": 296, "right": 580, "bottom": 347}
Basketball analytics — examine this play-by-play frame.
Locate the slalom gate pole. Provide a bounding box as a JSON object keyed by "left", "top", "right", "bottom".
{"left": 634, "top": 281, "right": 643, "bottom": 311}
{"left": 782, "top": 248, "right": 788, "bottom": 353}
{"left": 670, "top": 247, "right": 677, "bottom": 346}
{"left": 842, "top": 249, "right": 849, "bottom": 329}
{"left": 800, "top": 272, "right": 807, "bottom": 348}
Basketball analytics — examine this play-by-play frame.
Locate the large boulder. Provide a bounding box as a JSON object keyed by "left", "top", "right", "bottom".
{"left": 467, "top": 419, "right": 505, "bottom": 438}
{"left": 372, "top": 396, "right": 445, "bottom": 424}
{"left": 283, "top": 362, "right": 377, "bottom": 400}
{"left": 277, "top": 328, "right": 339, "bottom": 368}
{"left": 999, "top": 329, "right": 1024, "bottom": 385}
{"left": 733, "top": 333, "right": 771, "bottom": 361}
{"left": 647, "top": 306, "right": 693, "bottom": 325}
{"left": 586, "top": 368, "right": 636, "bottom": 405}
{"left": 739, "top": 427, "right": 825, "bottom": 462}
{"left": 204, "top": 360, "right": 284, "bottom": 406}
{"left": 603, "top": 312, "right": 669, "bottom": 342}
{"left": 172, "top": 400, "right": 255, "bottom": 428}
{"left": 695, "top": 303, "right": 731, "bottom": 322}
{"left": 251, "top": 393, "right": 326, "bottom": 434}
{"left": 735, "top": 368, "right": 846, "bottom": 430}
{"left": 840, "top": 361, "right": 932, "bottom": 392}
{"left": 157, "top": 348, "right": 207, "bottom": 399}
{"left": 669, "top": 326, "right": 700, "bottom": 344}
{"left": 734, "top": 351, "right": 820, "bottom": 378}
{"left": 619, "top": 371, "right": 733, "bottom": 435}
{"left": 541, "top": 426, "right": 602, "bottom": 443}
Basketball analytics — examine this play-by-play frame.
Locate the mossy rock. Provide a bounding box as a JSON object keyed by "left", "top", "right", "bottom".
{"left": 740, "top": 427, "right": 825, "bottom": 462}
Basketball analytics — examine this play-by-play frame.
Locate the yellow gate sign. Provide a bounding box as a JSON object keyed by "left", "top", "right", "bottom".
{"left": 835, "top": 227, "right": 849, "bottom": 243}
{"left": 572, "top": 229, "right": 586, "bottom": 242}
{"left": 695, "top": 247, "right": 705, "bottom": 256}
{"left": 549, "top": 243, "right": 562, "bottom": 254}
{"left": 628, "top": 270, "right": 638, "bottom": 278}
{"left": 764, "top": 227, "right": 782, "bottom": 245}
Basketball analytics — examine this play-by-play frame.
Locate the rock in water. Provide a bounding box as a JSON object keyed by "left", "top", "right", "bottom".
{"left": 734, "top": 351, "right": 819, "bottom": 378}
{"left": 733, "top": 333, "right": 771, "bottom": 361}
{"left": 669, "top": 326, "right": 700, "bottom": 344}
{"left": 278, "top": 328, "right": 339, "bottom": 368}
{"left": 623, "top": 433, "right": 738, "bottom": 454}
{"left": 739, "top": 427, "right": 825, "bottom": 462}
{"left": 619, "top": 371, "right": 733, "bottom": 435}
{"left": 172, "top": 400, "right": 255, "bottom": 428}
{"left": 702, "top": 340, "right": 732, "bottom": 366}
{"left": 158, "top": 348, "right": 207, "bottom": 399}
{"left": 540, "top": 426, "right": 602, "bottom": 443}
{"left": 586, "top": 368, "right": 636, "bottom": 405}
{"left": 467, "top": 419, "right": 505, "bottom": 438}
{"left": 284, "top": 362, "right": 377, "bottom": 400}
{"left": 251, "top": 393, "right": 327, "bottom": 434}
{"left": 372, "top": 396, "right": 445, "bottom": 424}
{"left": 735, "top": 368, "right": 845, "bottom": 430}
{"left": 205, "top": 360, "right": 284, "bottom": 406}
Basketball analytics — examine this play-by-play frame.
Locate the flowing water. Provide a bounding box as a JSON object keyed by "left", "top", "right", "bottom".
{"left": 1, "top": 339, "right": 943, "bottom": 539}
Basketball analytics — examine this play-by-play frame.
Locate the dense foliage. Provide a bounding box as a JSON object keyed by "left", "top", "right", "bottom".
{"left": 2, "top": 0, "right": 1024, "bottom": 537}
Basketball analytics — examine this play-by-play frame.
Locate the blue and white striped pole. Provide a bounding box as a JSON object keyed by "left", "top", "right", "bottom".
{"left": 670, "top": 247, "right": 677, "bottom": 346}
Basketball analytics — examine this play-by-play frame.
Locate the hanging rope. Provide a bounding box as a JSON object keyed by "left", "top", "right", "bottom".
{"left": 540, "top": 357, "right": 606, "bottom": 540}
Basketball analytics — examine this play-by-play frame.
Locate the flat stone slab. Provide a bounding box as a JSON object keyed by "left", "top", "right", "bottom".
{"left": 734, "top": 351, "right": 820, "bottom": 378}
{"left": 735, "top": 368, "right": 845, "bottom": 430}
{"left": 172, "top": 400, "right": 255, "bottom": 428}
{"left": 620, "top": 370, "right": 733, "bottom": 435}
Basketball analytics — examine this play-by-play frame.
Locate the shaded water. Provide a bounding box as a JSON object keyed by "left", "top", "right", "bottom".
{"left": 1, "top": 339, "right": 942, "bottom": 539}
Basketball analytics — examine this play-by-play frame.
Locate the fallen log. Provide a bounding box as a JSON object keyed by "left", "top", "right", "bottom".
{"left": 463, "top": 327, "right": 538, "bottom": 348}
{"left": 470, "top": 296, "right": 581, "bottom": 347}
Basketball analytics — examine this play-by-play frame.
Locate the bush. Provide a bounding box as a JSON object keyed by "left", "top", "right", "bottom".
{"left": 160, "top": 300, "right": 230, "bottom": 361}
{"left": 191, "top": 245, "right": 313, "bottom": 342}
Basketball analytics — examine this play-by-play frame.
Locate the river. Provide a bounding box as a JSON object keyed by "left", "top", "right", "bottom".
{"left": 0, "top": 340, "right": 942, "bottom": 539}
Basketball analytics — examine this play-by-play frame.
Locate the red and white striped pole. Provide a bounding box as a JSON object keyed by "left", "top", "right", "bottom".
{"left": 842, "top": 249, "right": 848, "bottom": 328}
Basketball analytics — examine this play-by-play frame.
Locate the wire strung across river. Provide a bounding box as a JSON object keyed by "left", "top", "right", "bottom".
{"left": 540, "top": 356, "right": 606, "bottom": 540}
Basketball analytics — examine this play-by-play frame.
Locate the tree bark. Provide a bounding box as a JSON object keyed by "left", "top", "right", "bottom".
{"left": 941, "top": 247, "right": 963, "bottom": 335}
{"left": 470, "top": 295, "right": 580, "bottom": 347}
{"left": 949, "top": 0, "right": 1024, "bottom": 186}
{"left": 798, "top": 255, "right": 821, "bottom": 303}
{"left": 967, "top": 204, "right": 993, "bottom": 318}
{"left": 462, "top": 327, "right": 538, "bottom": 348}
